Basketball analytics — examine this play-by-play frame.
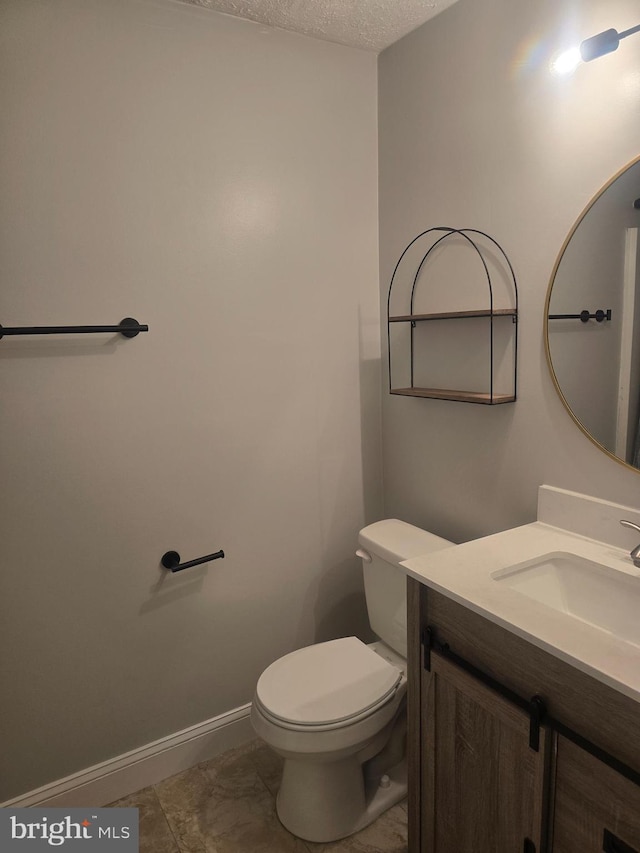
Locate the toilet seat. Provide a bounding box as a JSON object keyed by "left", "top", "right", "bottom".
{"left": 255, "top": 637, "right": 402, "bottom": 731}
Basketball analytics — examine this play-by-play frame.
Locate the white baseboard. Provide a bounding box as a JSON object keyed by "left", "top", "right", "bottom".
{"left": 2, "top": 703, "right": 254, "bottom": 808}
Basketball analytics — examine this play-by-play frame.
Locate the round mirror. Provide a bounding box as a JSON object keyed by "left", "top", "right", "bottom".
{"left": 545, "top": 156, "right": 640, "bottom": 471}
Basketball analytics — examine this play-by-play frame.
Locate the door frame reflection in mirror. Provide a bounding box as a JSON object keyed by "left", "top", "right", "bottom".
{"left": 544, "top": 153, "right": 640, "bottom": 474}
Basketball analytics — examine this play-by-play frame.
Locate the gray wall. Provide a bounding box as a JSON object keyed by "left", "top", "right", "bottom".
{"left": 0, "top": 0, "right": 381, "bottom": 800}
{"left": 5, "top": 0, "right": 640, "bottom": 805}
{"left": 379, "top": 0, "right": 640, "bottom": 543}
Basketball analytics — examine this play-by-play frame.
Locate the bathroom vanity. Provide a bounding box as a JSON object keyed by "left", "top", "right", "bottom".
{"left": 402, "top": 487, "right": 640, "bottom": 853}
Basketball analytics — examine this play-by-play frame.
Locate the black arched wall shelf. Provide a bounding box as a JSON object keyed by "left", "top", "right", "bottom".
{"left": 387, "top": 227, "right": 518, "bottom": 405}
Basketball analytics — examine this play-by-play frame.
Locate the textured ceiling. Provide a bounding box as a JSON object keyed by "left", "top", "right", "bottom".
{"left": 178, "top": 0, "right": 460, "bottom": 52}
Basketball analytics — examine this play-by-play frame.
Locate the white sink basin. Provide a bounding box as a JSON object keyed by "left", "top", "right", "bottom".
{"left": 492, "top": 551, "right": 640, "bottom": 648}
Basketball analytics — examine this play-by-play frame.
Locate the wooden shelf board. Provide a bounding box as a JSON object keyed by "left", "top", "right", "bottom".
{"left": 389, "top": 308, "right": 517, "bottom": 323}
{"left": 391, "top": 387, "right": 515, "bottom": 404}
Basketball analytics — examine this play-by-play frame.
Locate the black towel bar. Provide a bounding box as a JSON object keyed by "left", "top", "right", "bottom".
{"left": 0, "top": 317, "right": 148, "bottom": 340}
{"left": 161, "top": 550, "right": 225, "bottom": 573}
{"left": 548, "top": 309, "right": 611, "bottom": 323}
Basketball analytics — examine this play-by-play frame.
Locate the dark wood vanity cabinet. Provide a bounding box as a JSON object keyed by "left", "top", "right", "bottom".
{"left": 553, "top": 736, "right": 640, "bottom": 853}
{"left": 423, "top": 651, "right": 547, "bottom": 852}
{"left": 407, "top": 579, "right": 640, "bottom": 853}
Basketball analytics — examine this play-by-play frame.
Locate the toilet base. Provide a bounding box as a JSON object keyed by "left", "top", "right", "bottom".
{"left": 276, "top": 756, "right": 407, "bottom": 843}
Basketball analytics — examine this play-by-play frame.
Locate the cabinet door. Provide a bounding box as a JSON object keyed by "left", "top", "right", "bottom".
{"left": 423, "top": 651, "right": 548, "bottom": 853}
{"left": 552, "top": 735, "right": 640, "bottom": 852}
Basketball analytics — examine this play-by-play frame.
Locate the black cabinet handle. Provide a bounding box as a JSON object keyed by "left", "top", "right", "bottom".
{"left": 161, "top": 549, "right": 224, "bottom": 573}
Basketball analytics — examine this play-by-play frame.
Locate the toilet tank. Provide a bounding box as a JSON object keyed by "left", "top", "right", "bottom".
{"left": 358, "top": 519, "right": 453, "bottom": 658}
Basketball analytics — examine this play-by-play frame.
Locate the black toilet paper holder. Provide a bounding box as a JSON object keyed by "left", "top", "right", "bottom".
{"left": 161, "top": 549, "right": 225, "bottom": 573}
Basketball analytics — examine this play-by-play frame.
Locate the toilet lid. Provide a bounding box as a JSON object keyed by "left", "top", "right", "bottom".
{"left": 255, "top": 637, "right": 402, "bottom": 726}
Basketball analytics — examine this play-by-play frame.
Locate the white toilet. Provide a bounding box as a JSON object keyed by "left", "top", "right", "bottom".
{"left": 251, "top": 518, "right": 452, "bottom": 843}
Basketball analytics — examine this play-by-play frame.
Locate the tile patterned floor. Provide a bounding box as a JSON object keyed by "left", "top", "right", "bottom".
{"left": 109, "top": 740, "right": 408, "bottom": 853}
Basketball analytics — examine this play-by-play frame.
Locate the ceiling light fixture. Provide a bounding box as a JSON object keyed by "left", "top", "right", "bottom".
{"left": 580, "top": 23, "right": 640, "bottom": 61}
{"left": 551, "top": 23, "right": 639, "bottom": 74}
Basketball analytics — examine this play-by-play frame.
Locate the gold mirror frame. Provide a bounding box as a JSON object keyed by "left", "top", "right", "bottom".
{"left": 544, "top": 153, "right": 640, "bottom": 475}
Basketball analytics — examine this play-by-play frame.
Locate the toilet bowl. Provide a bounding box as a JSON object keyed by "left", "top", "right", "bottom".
{"left": 251, "top": 519, "right": 453, "bottom": 843}
{"left": 251, "top": 637, "right": 407, "bottom": 842}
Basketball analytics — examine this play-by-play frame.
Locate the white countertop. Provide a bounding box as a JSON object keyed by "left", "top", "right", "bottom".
{"left": 401, "top": 520, "right": 640, "bottom": 704}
